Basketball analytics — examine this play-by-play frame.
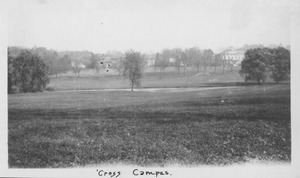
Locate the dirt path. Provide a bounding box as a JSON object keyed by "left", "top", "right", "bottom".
{"left": 53, "top": 86, "right": 242, "bottom": 93}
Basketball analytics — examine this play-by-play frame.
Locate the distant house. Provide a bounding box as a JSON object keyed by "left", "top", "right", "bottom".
{"left": 221, "top": 49, "right": 245, "bottom": 66}
{"left": 168, "top": 58, "right": 184, "bottom": 66}
{"left": 145, "top": 54, "right": 155, "bottom": 66}
{"left": 169, "top": 58, "right": 175, "bottom": 63}
{"left": 71, "top": 62, "right": 86, "bottom": 68}
{"left": 103, "top": 56, "right": 119, "bottom": 66}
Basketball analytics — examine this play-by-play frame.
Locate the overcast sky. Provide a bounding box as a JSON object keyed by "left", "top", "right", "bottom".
{"left": 6, "top": 0, "right": 290, "bottom": 53}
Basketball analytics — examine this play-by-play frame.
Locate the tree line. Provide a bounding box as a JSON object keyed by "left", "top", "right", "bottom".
{"left": 7, "top": 46, "right": 232, "bottom": 81}
{"left": 7, "top": 45, "right": 290, "bottom": 93}
{"left": 154, "top": 47, "right": 222, "bottom": 76}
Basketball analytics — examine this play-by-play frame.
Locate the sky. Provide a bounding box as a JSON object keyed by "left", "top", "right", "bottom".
{"left": 6, "top": 0, "right": 291, "bottom": 53}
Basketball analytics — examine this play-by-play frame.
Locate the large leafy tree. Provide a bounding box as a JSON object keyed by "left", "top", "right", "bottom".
{"left": 123, "top": 50, "right": 145, "bottom": 91}
{"left": 9, "top": 50, "right": 50, "bottom": 93}
{"left": 239, "top": 48, "right": 271, "bottom": 84}
{"left": 269, "top": 47, "right": 290, "bottom": 83}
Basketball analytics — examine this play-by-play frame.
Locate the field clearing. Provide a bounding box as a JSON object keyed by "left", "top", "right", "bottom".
{"left": 8, "top": 83, "right": 290, "bottom": 168}
{"left": 47, "top": 67, "right": 248, "bottom": 91}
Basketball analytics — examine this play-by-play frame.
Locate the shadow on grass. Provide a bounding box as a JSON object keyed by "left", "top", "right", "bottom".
{"left": 9, "top": 91, "right": 290, "bottom": 124}
{"left": 8, "top": 84, "right": 291, "bottom": 168}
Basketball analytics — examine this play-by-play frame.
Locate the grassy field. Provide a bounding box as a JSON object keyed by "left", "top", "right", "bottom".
{"left": 47, "top": 66, "right": 249, "bottom": 91}
{"left": 8, "top": 78, "right": 291, "bottom": 167}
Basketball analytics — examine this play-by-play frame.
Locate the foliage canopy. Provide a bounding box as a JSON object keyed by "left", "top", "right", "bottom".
{"left": 8, "top": 50, "right": 50, "bottom": 93}
{"left": 123, "top": 50, "right": 145, "bottom": 91}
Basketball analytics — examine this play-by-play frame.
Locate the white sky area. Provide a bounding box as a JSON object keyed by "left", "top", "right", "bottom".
{"left": 6, "top": 0, "right": 290, "bottom": 53}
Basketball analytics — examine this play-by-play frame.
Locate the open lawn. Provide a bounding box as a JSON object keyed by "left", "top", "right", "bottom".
{"left": 8, "top": 82, "right": 291, "bottom": 167}
{"left": 47, "top": 66, "right": 249, "bottom": 91}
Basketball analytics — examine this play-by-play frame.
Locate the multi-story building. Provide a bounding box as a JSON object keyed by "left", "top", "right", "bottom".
{"left": 221, "top": 49, "right": 245, "bottom": 66}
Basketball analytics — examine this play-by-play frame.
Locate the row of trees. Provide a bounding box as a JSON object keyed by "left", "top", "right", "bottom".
{"left": 154, "top": 47, "right": 231, "bottom": 76}
{"left": 240, "top": 47, "right": 290, "bottom": 84}
{"left": 7, "top": 46, "right": 290, "bottom": 93}
{"left": 7, "top": 48, "right": 145, "bottom": 93}
{"left": 124, "top": 47, "right": 291, "bottom": 91}
{"left": 9, "top": 47, "right": 73, "bottom": 77}
{"left": 8, "top": 46, "right": 231, "bottom": 80}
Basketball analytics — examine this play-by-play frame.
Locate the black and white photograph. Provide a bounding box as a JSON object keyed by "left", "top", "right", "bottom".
{"left": 1, "top": 0, "right": 299, "bottom": 177}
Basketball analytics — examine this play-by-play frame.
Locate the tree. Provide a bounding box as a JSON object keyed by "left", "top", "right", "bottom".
{"left": 123, "top": 50, "right": 145, "bottom": 91}
{"left": 186, "top": 47, "right": 202, "bottom": 73}
{"left": 57, "top": 55, "right": 72, "bottom": 76}
{"left": 87, "top": 53, "right": 105, "bottom": 75}
{"left": 8, "top": 50, "right": 14, "bottom": 93}
{"left": 71, "top": 59, "right": 85, "bottom": 77}
{"left": 155, "top": 52, "right": 169, "bottom": 77}
{"left": 171, "top": 48, "right": 183, "bottom": 74}
{"left": 239, "top": 48, "right": 271, "bottom": 84}
{"left": 268, "top": 47, "right": 290, "bottom": 83}
{"left": 202, "top": 49, "right": 214, "bottom": 75}
{"left": 181, "top": 51, "right": 188, "bottom": 75}
{"left": 213, "top": 53, "right": 223, "bottom": 73}
{"left": 111, "top": 57, "right": 125, "bottom": 76}
{"left": 9, "top": 50, "right": 50, "bottom": 93}
{"left": 87, "top": 52, "right": 99, "bottom": 69}
{"left": 160, "top": 49, "right": 171, "bottom": 69}
{"left": 50, "top": 53, "right": 72, "bottom": 78}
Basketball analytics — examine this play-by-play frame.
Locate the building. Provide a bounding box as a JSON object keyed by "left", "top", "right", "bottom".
{"left": 221, "top": 49, "right": 245, "bottom": 66}
{"left": 144, "top": 53, "right": 155, "bottom": 66}
{"left": 71, "top": 61, "right": 86, "bottom": 68}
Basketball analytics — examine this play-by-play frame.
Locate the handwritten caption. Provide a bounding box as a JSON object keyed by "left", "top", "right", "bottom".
{"left": 96, "top": 169, "right": 172, "bottom": 177}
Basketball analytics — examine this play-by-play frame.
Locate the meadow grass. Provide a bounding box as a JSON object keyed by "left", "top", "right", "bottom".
{"left": 47, "top": 66, "right": 248, "bottom": 91}
{"left": 8, "top": 83, "right": 290, "bottom": 168}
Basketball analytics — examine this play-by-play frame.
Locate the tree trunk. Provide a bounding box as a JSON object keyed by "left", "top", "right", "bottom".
{"left": 131, "top": 82, "right": 134, "bottom": 92}
{"left": 159, "top": 69, "right": 162, "bottom": 79}
{"left": 214, "top": 66, "right": 217, "bottom": 73}
{"left": 222, "top": 65, "right": 225, "bottom": 74}
{"left": 257, "top": 79, "right": 260, "bottom": 84}
{"left": 197, "top": 65, "right": 199, "bottom": 73}
{"left": 203, "top": 66, "right": 206, "bottom": 75}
